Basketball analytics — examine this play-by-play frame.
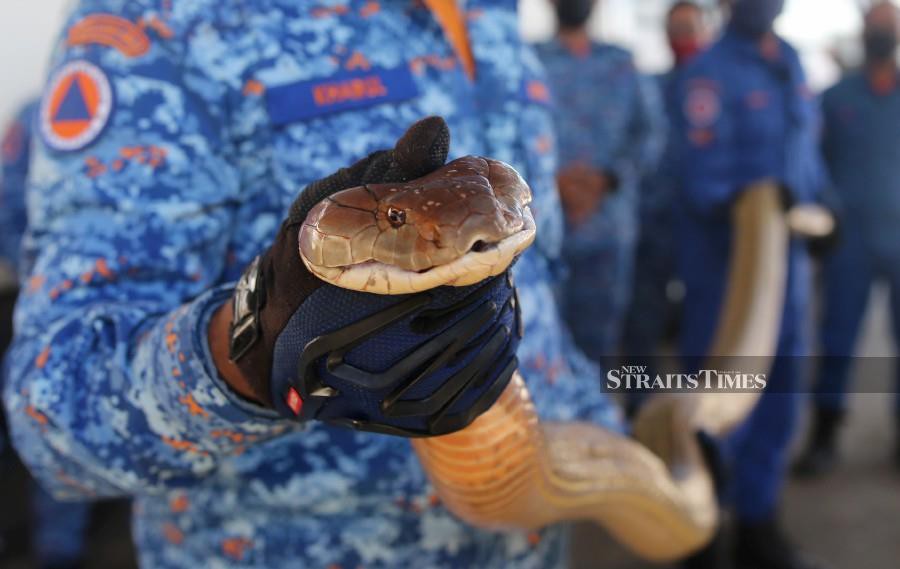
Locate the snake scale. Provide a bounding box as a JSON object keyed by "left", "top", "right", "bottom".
{"left": 298, "top": 155, "right": 789, "bottom": 561}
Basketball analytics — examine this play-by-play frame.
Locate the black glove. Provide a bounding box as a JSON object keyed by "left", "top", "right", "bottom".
{"left": 805, "top": 223, "right": 840, "bottom": 259}
{"left": 228, "top": 117, "right": 521, "bottom": 437}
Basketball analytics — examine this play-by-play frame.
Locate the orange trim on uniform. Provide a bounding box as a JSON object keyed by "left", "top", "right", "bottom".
{"left": 311, "top": 4, "right": 350, "bottom": 18}
{"left": 360, "top": 1, "right": 381, "bottom": 17}
{"left": 66, "top": 14, "right": 151, "bottom": 58}
{"left": 345, "top": 51, "right": 372, "bottom": 71}
{"left": 138, "top": 16, "right": 175, "bottom": 39}
{"left": 422, "top": 0, "right": 476, "bottom": 79}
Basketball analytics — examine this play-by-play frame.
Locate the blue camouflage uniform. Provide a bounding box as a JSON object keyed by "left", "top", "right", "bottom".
{"left": 534, "top": 40, "right": 666, "bottom": 363}
{"left": 0, "top": 103, "right": 36, "bottom": 271}
{"left": 816, "top": 71, "right": 900, "bottom": 414}
{"left": 673, "top": 28, "right": 826, "bottom": 521}
{"left": 1, "top": 101, "right": 93, "bottom": 569}
{"left": 2, "top": 1, "right": 621, "bottom": 568}
{"left": 0, "top": 101, "right": 35, "bottom": 491}
{"left": 623, "top": 71, "right": 679, "bottom": 366}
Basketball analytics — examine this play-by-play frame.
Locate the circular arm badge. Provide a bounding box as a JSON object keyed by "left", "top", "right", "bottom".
{"left": 39, "top": 60, "right": 114, "bottom": 152}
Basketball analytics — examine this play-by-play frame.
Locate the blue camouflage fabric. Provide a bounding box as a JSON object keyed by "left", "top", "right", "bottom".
{"left": 672, "top": 27, "right": 827, "bottom": 521}
{"left": 534, "top": 39, "right": 665, "bottom": 362}
{"left": 0, "top": 102, "right": 37, "bottom": 272}
{"left": 1, "top": 100, "right": 94, "bottom": 569}
{"left": 2, "top": 1, "right": 622, "bottom": 568}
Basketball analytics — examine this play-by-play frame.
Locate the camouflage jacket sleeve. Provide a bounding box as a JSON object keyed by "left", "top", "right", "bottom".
{"left": 0, "top": 101, "right": 37, "bottom": 274}
{"left": 2, "top": 4, "right": 296, "bottom": 501}
{"left": 625, "top": 73, "right": 667, "bottom": 179}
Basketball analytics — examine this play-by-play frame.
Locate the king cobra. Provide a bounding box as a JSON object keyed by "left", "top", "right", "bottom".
{"left": 299, "top": 156, "right": 791, "bottom": 561}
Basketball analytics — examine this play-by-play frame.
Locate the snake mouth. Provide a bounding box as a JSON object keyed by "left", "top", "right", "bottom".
{"left": 300, "top": 209, "right": 536, "bottom": 295}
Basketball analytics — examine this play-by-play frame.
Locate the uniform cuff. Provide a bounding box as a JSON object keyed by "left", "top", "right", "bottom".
{"left": 192, "top": 285, "right": 283, "bottom": 422}
{"left": 136, "top": 285, "right": 297, "bottom": 457}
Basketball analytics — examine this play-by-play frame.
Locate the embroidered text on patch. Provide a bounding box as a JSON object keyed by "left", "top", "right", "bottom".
{"left": 266, "top": 65, "right": 419, "bottom": 125}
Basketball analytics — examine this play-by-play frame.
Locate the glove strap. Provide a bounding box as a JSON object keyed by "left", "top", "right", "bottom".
{"left": 229, "top": 255, "right": 267, "bottom": 361}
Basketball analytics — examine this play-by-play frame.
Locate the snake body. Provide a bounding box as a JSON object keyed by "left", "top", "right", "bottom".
{"left": 299, "top": 157, "right": 789, "bottom": 561}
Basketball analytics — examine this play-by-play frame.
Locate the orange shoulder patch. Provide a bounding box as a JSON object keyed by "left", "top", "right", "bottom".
{"left": 67, "top": 14, "right": 151, "bottom": 58}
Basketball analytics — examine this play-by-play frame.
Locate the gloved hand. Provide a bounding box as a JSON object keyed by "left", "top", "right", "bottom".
{"left": 226, "top": 117, "right": 521, "bottom": 437}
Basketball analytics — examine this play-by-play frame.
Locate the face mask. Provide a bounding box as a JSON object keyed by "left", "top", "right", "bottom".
{"left": 865, "top": 29, "right": 898, "bottom": 61}
{"left": 670, "top": 37, "right": 703, "bottom": 65}
{"left": 556, "top": 0, "right": 594, "bottom": 29}
{"left": 730, "top": 0, "right": 785, "bottom": 38}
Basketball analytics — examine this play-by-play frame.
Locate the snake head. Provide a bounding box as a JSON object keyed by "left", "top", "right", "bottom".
{"left": 299, "top": 156, "right": 537, "bottom": 294}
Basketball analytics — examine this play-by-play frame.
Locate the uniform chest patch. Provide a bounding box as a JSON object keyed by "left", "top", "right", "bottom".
{"left": 684, "top": 87, "right": 720, "bottom": 128}
{"left": 39, "top": 60, "right": 113, "bottom": 152}
{"left": 265, "top": 65, "right": 419, "bottom": 126}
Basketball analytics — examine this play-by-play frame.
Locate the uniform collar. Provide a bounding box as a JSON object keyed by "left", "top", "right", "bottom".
{"left": 423, "top": 0, "right": 476, "bottom": 79}
{"left": 557, "top": 29, "right": 592, "bottom": 58}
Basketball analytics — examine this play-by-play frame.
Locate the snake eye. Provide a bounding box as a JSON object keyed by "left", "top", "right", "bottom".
{"left": 387, "top": 207, "right": 406, "bottom": 228}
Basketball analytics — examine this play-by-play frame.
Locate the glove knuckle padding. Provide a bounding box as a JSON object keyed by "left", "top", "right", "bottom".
{"left": 270, "top": 273, "right": 520, "bottom": 436}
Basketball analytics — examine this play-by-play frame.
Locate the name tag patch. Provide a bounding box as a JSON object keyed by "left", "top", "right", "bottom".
{"left": 266, "top": 65, "right": 419, "bottom": 125}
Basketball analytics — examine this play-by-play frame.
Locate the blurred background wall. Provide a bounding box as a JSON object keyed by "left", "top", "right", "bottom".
{"left": 0, "top": 0, "right": 71, "bottom": 126}
{"left": 0, "top": 0, "right": 880, "bottom": 136}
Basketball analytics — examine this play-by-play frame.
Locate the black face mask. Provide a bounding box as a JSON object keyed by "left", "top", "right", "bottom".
{"left": 730, "top": 0, "right": 785, "bottom": 38}
{"left": 865, "top": 29, "right": 898, "bottom": 61}
{"left": 557, "top": 0, "right": 594, "bottom": 29}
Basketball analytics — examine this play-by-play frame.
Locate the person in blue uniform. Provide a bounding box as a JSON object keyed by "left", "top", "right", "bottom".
{"left": 622, "top": 0, "right": 711, "bottom": 396}
{"left": 0, "top": 104, "right": 35, "bottom": 274}
{"left": 673, "top": 0, "right": 828, "bottom": 567}
{"left": 535, "top": 0, "right": 666, "bottom": 366}
{"left": 2, "top": 1, "right": 622, "bottom": 568}
{"left": 795, "top": 1, "right": 900, "bottom": 477}
{"left": 0, "top": 102, "right": 93, "bottom": 569}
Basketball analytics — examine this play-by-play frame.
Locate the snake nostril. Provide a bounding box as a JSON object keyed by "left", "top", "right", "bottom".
{"left": 387, "top": 207, "right": 406, "bottom": 227}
